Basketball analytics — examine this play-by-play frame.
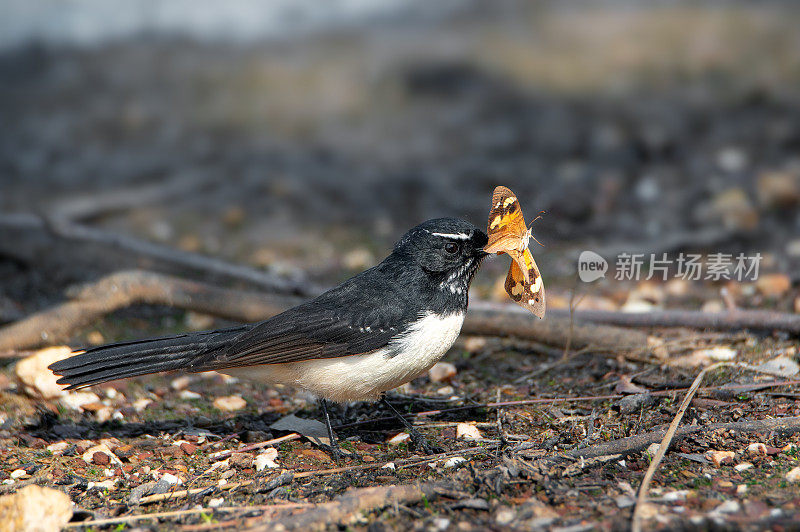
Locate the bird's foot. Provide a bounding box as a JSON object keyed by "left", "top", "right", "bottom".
{"left": 408, "top": 428, "right": 443, "bottom": 455}
{"left": 320, "top": 442, "right": 346, "bottom": 464}
{"left": 381, "top": 394, "right": 443, "bottom": 455}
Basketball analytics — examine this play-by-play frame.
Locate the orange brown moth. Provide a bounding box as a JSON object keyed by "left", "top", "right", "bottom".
{"left": 484, "top": 185, "right": 546, "bottom": 318}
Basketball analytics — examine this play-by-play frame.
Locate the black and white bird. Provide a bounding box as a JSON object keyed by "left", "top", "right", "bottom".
{"left": 50, "top": 218, "right": 488, "bottom": 454}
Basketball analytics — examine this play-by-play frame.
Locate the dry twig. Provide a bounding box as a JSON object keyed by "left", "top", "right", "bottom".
{"left": 0, "top": 214, "right": 318, "bottom": 295}
{"left": 632, "top": 362, "right": 732, "bottom": 532}
{"left": 244, "top": 482, "right": 444, "bottom": 531}
{"left": 564, "top": 416, "right": 800, "bottom": 461}
{"left": 63, "top": 503, "right": 310, "bottom": 528}
{"left": 136, "top": 445, "right": 493, "bottom": 505}
{"left": 0, "top": 270, "right": 649, "bottom": 352}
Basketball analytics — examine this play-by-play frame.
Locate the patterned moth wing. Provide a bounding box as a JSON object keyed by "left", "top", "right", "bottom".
{"left": 485, "top": 185, "right": 546, "bottom": 318}
{"left": 484, "top": 186, "right": 528, "bottom": 258}
{"left": 504, "top": 248, "right": 545, "bottom": 318}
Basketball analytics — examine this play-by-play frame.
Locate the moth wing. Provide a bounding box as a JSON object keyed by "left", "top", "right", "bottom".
{"left": 484, "top": 233, "right": 523, "bottom": 255}
{"left": 504, "top": 248, "right": 545, "bottom": 319}
{"left": 486, "top": 186, "right": 527, "bottom": 251}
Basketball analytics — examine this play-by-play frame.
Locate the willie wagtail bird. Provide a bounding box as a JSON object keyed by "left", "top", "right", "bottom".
{"left": 50, "top": 218, "right": 488, "bottom": 455}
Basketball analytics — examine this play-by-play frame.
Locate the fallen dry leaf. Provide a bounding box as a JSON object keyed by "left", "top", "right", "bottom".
{"left": 254, "top": 448, "right": 279, "bottom": 471}
{"left": 0, "top": 485, "right": 73, "bottom": 532}
{"left": 456, "top": 423, "right": 482, "bottom": 440}
{"left": 14, "top": 346, "right": 74, "bottom": 399}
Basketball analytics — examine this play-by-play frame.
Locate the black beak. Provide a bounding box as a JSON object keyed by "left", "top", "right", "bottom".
{"left": 471, "top": 228, "right": 489, "bottom": 257}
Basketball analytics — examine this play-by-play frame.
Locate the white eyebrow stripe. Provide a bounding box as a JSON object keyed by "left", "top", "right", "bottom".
{"left": 430, "top": 232, "right": 471, "bottom": 240}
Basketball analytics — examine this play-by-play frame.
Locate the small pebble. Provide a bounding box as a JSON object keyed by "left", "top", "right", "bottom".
{"left": 747, "top": 443, "right": 767, "bottom": 457}
{"left": 82, "top": 444, "right": 116, "bottom": 465}
{"left": 92, "top": 452, "right": 110, "bottom": 465}
{"left": 47, "top": 442, "right": 70, "bottom": 455}
{"left": 712, "top": 500, "right": 741, "bottom": 515}
{"left": 229, "top": 453, "right": 253, "bottom": 468}
{"left": 428, "top": 362, "right": 457, "bottom": 383}
{"left": 160, "top": 473, "right": 182, "bottom": 485}
{"left": 180, "top": 442, "right": 197, "bottom": 455}
{"left": 170, "top": 376, "right": 191, "bottom": 390}
{"left": 432, "top": 517, "right": 451, "bottom": 531}
{"left": 705, "top": 450, "right": 735, "bottom": 467}
{"left": 645, "top": 443, "right": 660, "bottom": 458}
{"left": 179, "top": 390, "right": 202, "bottom": 400}
{"left": 495, "top": 508, "right": 515, "bottom": 525}
{"left": 444, "top": 457, "right": 467, "bottom": 468}
{"left": 213, "top": 395, "right": 247, "bottom": 411}
{"left": 386, "top": 432, "right": 410, "bottom": 445}
{"left": 133, "top": 398, "right": 152, "bottom": 412}
{"left": 786, "top": 466, "right": 800, "bottom": 483}
{"left": 60, "top": 391, "right": 101, "bottom": 411}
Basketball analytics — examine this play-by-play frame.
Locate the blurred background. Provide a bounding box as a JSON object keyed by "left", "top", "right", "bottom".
{"left": 2, "top": 0, "right": 800, "bottom": 324}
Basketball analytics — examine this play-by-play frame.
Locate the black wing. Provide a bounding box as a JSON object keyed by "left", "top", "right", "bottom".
{"left": 193, "top": 264, "right": 418, "bottom": 370}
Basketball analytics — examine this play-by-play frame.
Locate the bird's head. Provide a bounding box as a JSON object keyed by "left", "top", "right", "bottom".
{"left": 393, "top": 218, "right": 488, "bottom": 294}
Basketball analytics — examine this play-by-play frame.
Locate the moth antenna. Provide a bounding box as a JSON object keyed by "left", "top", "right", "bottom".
{"left": 528, "top": 211, "right": 546, "bottom": 247}
{"left": 528, "top": 211, "right": 546, "bottom": 229}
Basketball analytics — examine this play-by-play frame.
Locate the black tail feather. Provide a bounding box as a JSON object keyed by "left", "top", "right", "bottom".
{"left": 49, "top": 325, "right": 251, "bottom": 390}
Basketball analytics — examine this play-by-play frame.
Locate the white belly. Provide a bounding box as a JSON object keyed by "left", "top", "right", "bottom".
{"left": 223, "top": 311, "right": 465, "bottom": 402}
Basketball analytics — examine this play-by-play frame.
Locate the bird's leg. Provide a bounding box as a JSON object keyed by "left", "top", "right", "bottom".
{"left": 319, "top": 398, "right": 345, "bottom": 463}
{"left": 381, "top": 394, "right": 443, "bottom": 455}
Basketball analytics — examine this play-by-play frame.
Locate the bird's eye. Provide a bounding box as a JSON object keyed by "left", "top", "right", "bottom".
{"left": 444, "top": 242, "right": 459, "bottom": 254}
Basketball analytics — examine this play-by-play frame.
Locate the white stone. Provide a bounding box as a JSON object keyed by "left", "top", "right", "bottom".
{"left": 428, "top": 362, "right": 457, "bottom": 383}
{"left": 747, "top": 443, "right": 767, "bottom": 457}
{"left": 59, "top": 392, "right": 101, "bottom": 411}
{"left": 645, "top": 443, "right": 661, "bottom": 458}
{"left": 386, "top": 432, "right": 410, "bottom": 445}
{"left": 132, "top": 398, "right": 152, "bottom": 412}
{"left": 755, "top": 356, "right": 800, "bottom": 377}
{"left": 213, "top": 395, "right": 247, "bottom": 411}
{"left": 170, "top": 376, "right": 191, "bottom": 390}
{"left": 444, "top": 457, "right": 467, "bottom": 468}
{"left": 712, "top": 500, "right": 741, "bottom": 515}
{"left": 432, "top": 517, "right": 451, "bottom": 531}
{"left": 786, "top": 467, "right": 800, "bottom": 483}
{"left": 46, "top": 442, "right": 69, "bottom": 455}
{"left": 179, "top": 390, "right": 202, "bottom": 400}
{"left": 161, "top": 473, "right": 181, "bottom": 485}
